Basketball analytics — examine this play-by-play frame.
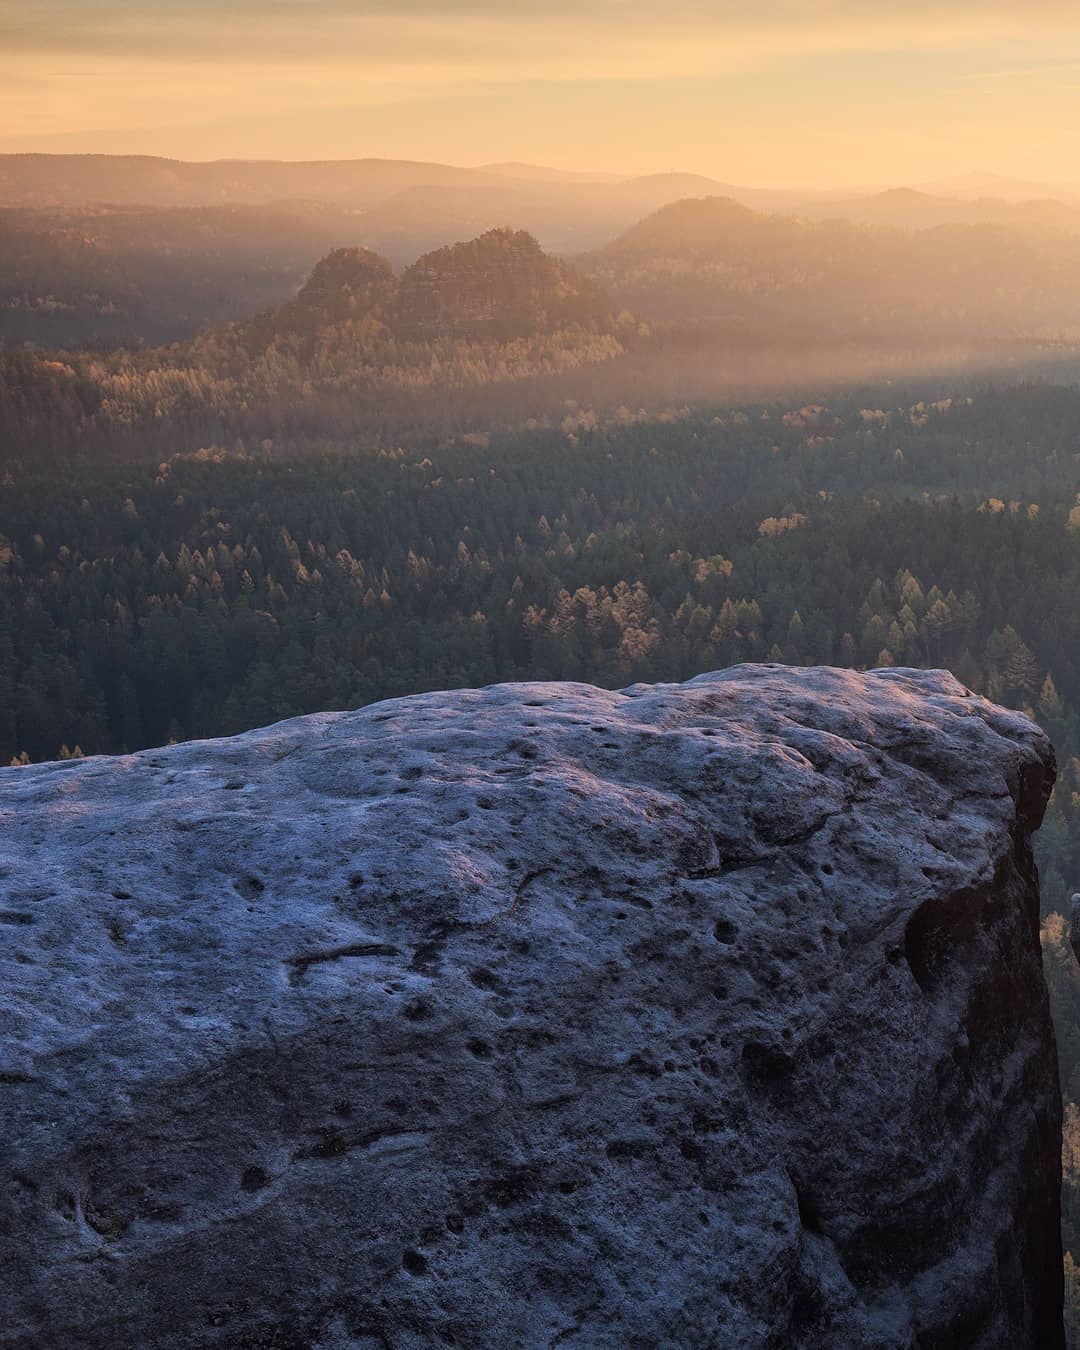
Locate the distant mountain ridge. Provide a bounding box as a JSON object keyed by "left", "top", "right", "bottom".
{"left": 11, "top": 154, "right": 1080, "bottom": 281}
{"left": 0, "top": 155, "right": 507, "bottom": 209}
{"left": 3, "top": 154, "right": 1077, "bottom": 218}
{"left": 915, "top": 170, "right": 1080, "bottom": 203}
{"left": 0, "top": 155, "right": 835, "bottom": 260}
{"left": 477, "top": 162, "right": 623, "bottom": 184}
{"left": 583, "top": 194, "right": 1080, "bottom": 338}
{"left": 346, "top": 172, "right": 818, "bottom": 264}
{"left": 795, "top": 187, "right": 1080, "bottom": 233}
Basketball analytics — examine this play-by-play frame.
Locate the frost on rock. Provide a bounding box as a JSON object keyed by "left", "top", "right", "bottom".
{"left": 0, "top": 665, "right": 1063, "bottom": 1348}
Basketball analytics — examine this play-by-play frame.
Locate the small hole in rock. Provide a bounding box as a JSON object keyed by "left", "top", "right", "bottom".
{"left": 240, "top": 1166, "right": 269, "bottom": 1193}
{"left": 402, "top": 1250, "right": 428, "bottom": 1276}
{"left": 713, "top": 918, "right": 737, "bottom": 944}
{"left": 469, "top": 967, "right": 501, "bottom": 991}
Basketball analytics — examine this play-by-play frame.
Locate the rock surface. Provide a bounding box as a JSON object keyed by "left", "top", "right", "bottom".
{"left": 0, "top": 665, "right": 1063, "bottom": 1349}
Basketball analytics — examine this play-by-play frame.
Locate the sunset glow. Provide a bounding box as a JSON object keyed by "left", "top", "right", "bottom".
{"left": 5, "top": 0, "right": 1080, "bottom": 185}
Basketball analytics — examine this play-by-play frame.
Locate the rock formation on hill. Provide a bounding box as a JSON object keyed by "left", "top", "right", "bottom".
{"left": 0, "top": 666, "right": 1063, "bottom": 1348}
{"left": 242, "top": 245, "right": 395, "bottom": 353}
{"left": 245, "top": 228, "right": 615, "bottom": 352}
{"left": 291, "top": 246, "right": 395, "bottom": 323}
{"left": 390, "top": 229, "right": 613, "bottom": 340}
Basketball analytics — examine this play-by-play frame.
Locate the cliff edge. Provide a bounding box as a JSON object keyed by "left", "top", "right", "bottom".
{"left": 0, "top": 666, "right": 1063, "bottom": 1347}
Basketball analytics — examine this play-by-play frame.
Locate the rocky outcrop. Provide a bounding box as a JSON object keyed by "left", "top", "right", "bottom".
{"left": 243, "top": 245, "right": 395, "bottom": 351}
{"left": 390, "top": 228, "right": 613, "bottom": 339}
{"left": 242, "top": 229, "right": 615, "bottom": 353}
{"left": 0, "top": 666, "right": 1062, "bottom": 1348}
{"left": 291, "top": 246, "right": 394, "bottom": 322}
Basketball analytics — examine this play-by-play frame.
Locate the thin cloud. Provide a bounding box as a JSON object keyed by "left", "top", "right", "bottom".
{"left": 965, "top": 59, "right": 1080, "bottom": 80}
{"left": 2, "top": 1, "right": 1073, "bottom": 62}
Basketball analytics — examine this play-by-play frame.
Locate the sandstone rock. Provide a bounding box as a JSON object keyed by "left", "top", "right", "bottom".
{"left": 0, "top": 666, "right": 1062, "bottom": 1348}
{"left": 243, "top": 246, "right": 395, "bottom": 353}
{"left": 292, "top": 247, "right": 394, "bottom": 321}
{"left": 390, "top": 228, "right": 613, "bottom": 340}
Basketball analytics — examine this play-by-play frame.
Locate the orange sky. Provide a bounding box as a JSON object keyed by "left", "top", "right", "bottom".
{"left": 5, "top": 2, "right": 1080, "bottom": 187}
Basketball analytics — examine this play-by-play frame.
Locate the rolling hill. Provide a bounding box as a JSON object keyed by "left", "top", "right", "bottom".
{"left": 584, "top": 195, "right": 1080, "bottom": 339}
{"left": 794, "top": 187, "right": 1080, "bottom": 234}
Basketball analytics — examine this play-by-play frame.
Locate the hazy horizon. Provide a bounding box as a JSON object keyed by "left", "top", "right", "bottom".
{"left": 2, "top": 149, "right": 1078, "bottom": 200}
{"left": 6, "top": 1, "right": 1080, "bottom": 189}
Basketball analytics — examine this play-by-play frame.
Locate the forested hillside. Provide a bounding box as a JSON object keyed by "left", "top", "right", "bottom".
{"left": 0, "top": 203, "right": 362, "bottom": 347}
{"left": 585, "top": 196, "right": 1080, "bottom": 338}
{"left": 10, "top": 207, "right": 1080, "bottom": 466}
{"left": 0, "top": 229, "right": 629, "bottom": 462}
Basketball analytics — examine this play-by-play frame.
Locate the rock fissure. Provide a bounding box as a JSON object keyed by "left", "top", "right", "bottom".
{"left": 284, "top": 941, "right": 401, "bottom": 986}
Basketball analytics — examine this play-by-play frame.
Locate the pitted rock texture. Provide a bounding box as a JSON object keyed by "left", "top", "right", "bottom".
{"left": 0, "top": 665, "right": 1063, "bottom": 1349}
